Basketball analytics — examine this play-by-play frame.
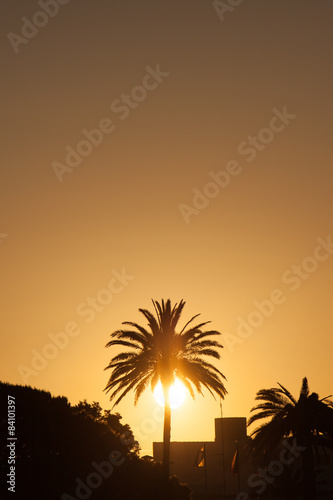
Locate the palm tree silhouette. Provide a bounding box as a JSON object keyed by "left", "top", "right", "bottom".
{"left": 248, "top": 377, "right": 333, "bottom": 500}
{"left": 104, "top": 299, "right": 227, "bottom": 488}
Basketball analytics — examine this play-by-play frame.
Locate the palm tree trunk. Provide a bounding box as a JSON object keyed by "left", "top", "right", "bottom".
{"left": 302, "top": 440, "right": 316, "bottom": 500}
{"left": 162, "top": 389, "right": 171, "bottom": 489}
{"left": 297, "top": 428, "right": 316, "bottom": 500}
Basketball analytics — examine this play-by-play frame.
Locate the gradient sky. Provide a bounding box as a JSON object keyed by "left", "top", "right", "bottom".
{"left": 1, "top": 0, "right": 333, "bottom": 455}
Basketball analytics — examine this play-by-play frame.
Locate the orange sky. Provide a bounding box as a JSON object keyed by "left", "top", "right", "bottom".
{"left": 1, "top": 0, "right": 333, "bottom": 455}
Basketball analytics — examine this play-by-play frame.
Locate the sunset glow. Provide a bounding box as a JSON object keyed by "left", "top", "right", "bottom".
{"left": 154, "top": 379, "right": 187, "bottom": 410}
{"left": 1, "top": 0, "right": 333, "bottom": 470}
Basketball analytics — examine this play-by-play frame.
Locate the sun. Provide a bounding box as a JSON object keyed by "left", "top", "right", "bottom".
{"left": 153, "top": 379, "right": 187, "bottom": 409}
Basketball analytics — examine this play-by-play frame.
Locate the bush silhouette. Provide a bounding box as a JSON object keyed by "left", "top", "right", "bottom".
{"left": 0, "top": 382, "right": 191, "bottom": 500}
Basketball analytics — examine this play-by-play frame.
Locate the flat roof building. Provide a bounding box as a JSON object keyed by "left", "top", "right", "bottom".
{"left": 153, "top": 417, "right": 252, "bottom": 499}
{"left": 153, "top": 417, "right": 333, "bottom": 499}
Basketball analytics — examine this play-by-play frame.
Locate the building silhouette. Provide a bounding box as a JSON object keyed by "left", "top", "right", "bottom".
{"left": 154, "top": 417, "right": 251, "bottom": 499}
{"left": 153, "top": 417, "right": 333, "bottom": 499}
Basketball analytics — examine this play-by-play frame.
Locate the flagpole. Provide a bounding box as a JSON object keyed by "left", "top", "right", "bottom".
{"left": 195, "top": 444, "right": 208, "bottom": 499}
{"left": 220, "top": 398, "right": 226, "bottom": 498}
{"left": 235, "top": 440, "right": 240, "bottom": 495}
{"left": 203, "top": 443, "right": 208, "bottom": 500}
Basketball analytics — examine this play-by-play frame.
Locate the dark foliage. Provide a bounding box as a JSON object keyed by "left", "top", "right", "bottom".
{"left": 247, "top": 377, "right": 333, "bottom": 500}
{"left": 0, "top": 382, "right": 191, "bottom": 500}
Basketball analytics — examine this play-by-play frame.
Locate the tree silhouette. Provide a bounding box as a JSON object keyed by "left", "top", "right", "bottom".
{"left": 248, "top": 377, "right": 333, "bottom": 500}
{"left": 0, "top": 382, "right": 130, "bottom": 499}
{"left": 104, "top": 298, "right": 227, "bottom": 488}
{"left": 73, "top": 399, "right": 140, "bottom": 453}
{"left": 0, "top": 382, "right": 191, "bottom": 500}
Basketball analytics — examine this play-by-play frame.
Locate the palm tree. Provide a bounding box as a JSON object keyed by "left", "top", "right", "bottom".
{"left": 104, "top": 298, "right": 227, "bottom": 489}
{"left": 248, "top": 377, "right": 333, "bottom": 500}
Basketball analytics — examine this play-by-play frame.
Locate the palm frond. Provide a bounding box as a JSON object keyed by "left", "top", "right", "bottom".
{"left": 181, "top": 323, "right": 213, "bottom": 342}
{"left": 277, "top": 382, "right": 297, "bottom": 404}
{"left": 108, "top": 330, "right": 149, "bottom": 348}
{"left": 179, "top": 313, "right": 201, "bottom": 334}
{"left": 105, "top": 339, "right": 140, "bottom": 349}
{"left": 299, "top": 377, "right": 310, "bottom": 399}
{"left": 104, "top": 299, "right": 226, "bottom": 408}
{"left": 185, "top": 339, "right": 222, "bottom": 352}
{"left": 105, "top": 351, "right": 136, "bottom": 364}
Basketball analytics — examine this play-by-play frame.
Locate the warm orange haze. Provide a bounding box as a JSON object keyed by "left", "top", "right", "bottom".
{"left": 1, "top": 0, "right": 333, "bottom": 498}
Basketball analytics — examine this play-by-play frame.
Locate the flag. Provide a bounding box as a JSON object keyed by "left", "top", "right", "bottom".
{"left": 194, "top": 446, "right": 205, "bottom": 467}
{"left": 231, "top": 449, "right": 239, "bottom": 476}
